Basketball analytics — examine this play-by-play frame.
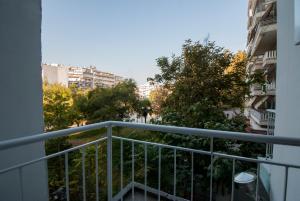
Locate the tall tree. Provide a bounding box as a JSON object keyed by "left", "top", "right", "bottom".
{"left": 149, "top": 40, "right": 250, "bottom": 128}
{"left": 78, "top": 79, "right": 140, "bottom": 123}
{"left": 43, "top": 83, "right": 74, "bottom": 131}
{"left": 149, "top": 86, "right": 169, "bottom": 115}
{"left": 43, "top": 83, "right": 75, "bottom": 200}
{"left": 146, "top": 41, "right": 258, "bottom": 198}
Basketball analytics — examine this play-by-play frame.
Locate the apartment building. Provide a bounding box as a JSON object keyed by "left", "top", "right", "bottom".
{"left": 42, "top": 64, "right": 124, "bottom": 89}
{"left": 42, "top": 63, "right": 68, "bottom": 86}
{"left": 138, "top": 82, "right": 158, "bottom": 99}
{"left": 68, "top": 65, "right": 84, "bottom": 87}
{"left": 246, "top": 0, "right": 277, "bottom": 133}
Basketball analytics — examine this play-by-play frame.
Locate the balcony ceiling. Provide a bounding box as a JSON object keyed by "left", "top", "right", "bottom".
{"left": 253, "top": 27, "right": 277, "bottom": 56}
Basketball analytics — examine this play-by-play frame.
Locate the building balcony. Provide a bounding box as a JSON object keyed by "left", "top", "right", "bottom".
{"left": 247, "top": 57, "right": 264, "bottom": 74}
{"left": 266, "top": 82, "right": 276, "bottom": 95}
{"left": 248, "top": 10, "right": 265, "bottom": 31}
{"left": 1, "top": 121, "right": 299, "bottom": 201}
{"left": 250, "top": 18, "right": 277, "bottom": 57}
{"left": 250, "top": 108, "right": 269, "bottom": 126}
{"left": 264, "top": 0, "right": 277, "bottom": 5}
{"left": 251, "top": 84, "right": 264, "bottom": 96}
{"left": 263, "top": 50, "right": 277, "bottom": 67}
{"left": 252, "top": 59, "right": 264, "bottom": 72}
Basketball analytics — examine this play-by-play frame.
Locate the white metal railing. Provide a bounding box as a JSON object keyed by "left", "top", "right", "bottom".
{"left": 1, "top": 121, "right": 300, "bottom": 201}
{"left": 266, "top": 82, "right": 276, "bottom": 93}
{"left": 250, "top": 109, "right": 269, "bottom": 125}
{"left": 264, "top": 0, "right": 277, "bottom": 5}
{"left": 263, "top": 50, "right": 277, "bottom": 66}
{"left": 266, "top": 110, "right": 276, "bottom": 158}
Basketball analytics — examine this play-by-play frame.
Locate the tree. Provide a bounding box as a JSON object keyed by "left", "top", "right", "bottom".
{"left": 136, "top": 99, "right": 152, "bottom": 123}
{"left": 149, "top": 86, "right": 169, "bottom": 115}
{"left": 149, "top": 40, "right": 248, "bottom": 128}
{"left": 43, "top": 83, "right": 75, "bottom": 131}
{"left": 78, "top": 79, "right": 140, "bottom": 123}
{"left": 43, "top": 83, "right": 75, "bottom": 200}
{"left": 71, "top": 88, "right": 88, "bottom": 126}
{"left": 146, "top": 40, "right": 264, "bottom": 198}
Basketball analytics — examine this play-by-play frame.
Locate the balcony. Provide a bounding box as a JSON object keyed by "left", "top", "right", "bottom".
{"left": 250, "top": 18, "right": 277, "bottom": 57}
{"left": 263, "top": 50, "right": 277, "bottom": 67}
{"left": 1, "top": 121, "right": 300, "bottom": 201}
{"left": 250, "top": 84, "right": 264, "bottom": 96}
{"left": 252, "top": 58, "right": 264, "bottom": 72}
{"left": 248, "top": 10, "right": 265, "bottom": 32}
{"left": 264, "top": 0, "right": 277, "bottom": 5}
{"left": 266, "top": 82, "right": 276, "bottom": 95}
{"left": 250, "top": 109, "right": 269, "bottom": 126}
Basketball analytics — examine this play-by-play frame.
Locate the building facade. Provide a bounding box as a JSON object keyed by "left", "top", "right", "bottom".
{"left": 42, "top": 64, "right": 68, "bottom": 86}
{"left": 246, "top": 0, "right": 277, "bottom": 133}
{"left": 138, "top": 82, "right": 158, "bottom": 99}
{"left": 42, "top": 64, "right": 124, "bottom": 89}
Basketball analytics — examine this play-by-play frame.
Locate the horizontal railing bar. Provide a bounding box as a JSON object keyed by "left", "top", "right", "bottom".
{"left": 0, "top": 121, "right": 110, "bottom": 151}
{"left": 0, "top": 137, "right": 107, "bottom": 174}
{"left": 112, "top": 136, "right": 300, "bottom": 169}
{"left": 112, "top": 136, "right": 211, "bottom": 156}
{"left": 110, "top": 121, "right": 300, "bottom": 147}
{"left": 1, "top": 121, "right": 300, "bottom": 151}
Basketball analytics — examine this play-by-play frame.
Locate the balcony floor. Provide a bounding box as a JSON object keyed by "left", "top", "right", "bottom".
{"left": 124, "top": 190, "right": 157, "bottom": 201}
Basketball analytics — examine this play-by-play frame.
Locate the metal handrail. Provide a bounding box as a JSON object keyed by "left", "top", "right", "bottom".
{"left": 1, "top": 121, "right": 300, "bottom": 151}
{"left": 1, "top": 120, "right": 299, "bottom": 201}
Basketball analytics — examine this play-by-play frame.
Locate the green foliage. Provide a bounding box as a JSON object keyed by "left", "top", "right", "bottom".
{"left": 43, "top": 83, "right": 77, "bottom": 200}
{"left": 145, "top": 40, "right": 265, "bottom": 198}
{"left": 77, "top": 79, "right": 139, "bottom": 123}
{"left": 149, "top": 40, "right": 249, "bottom": 129}
{"left": 42, "top": 40, "right": 267, "bottom": 200}
{"left": 43, "top": 83, "right": 75, "bottom": 131}
{"left": 136, "top": 98, "right": 152, "bottom": 123}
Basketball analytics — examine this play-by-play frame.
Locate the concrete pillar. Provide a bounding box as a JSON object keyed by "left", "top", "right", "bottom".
{"left": 0, "top": 0, "right": 48, "bottom": 200}
{"left": 270, "top": 0, "right": 300, "bottom": 200}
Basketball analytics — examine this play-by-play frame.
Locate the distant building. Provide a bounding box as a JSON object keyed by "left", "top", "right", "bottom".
{"left": 42, "top": 64, "right": 68, "bottom": 86}
{"left": 68, "top": 66, "right": 85, "bottom": 88}
{"left": 42, "top": 63, "right": 124, "bottom": 89}
{"left": 138, "top": 83, "right": 158, "bottom": 99}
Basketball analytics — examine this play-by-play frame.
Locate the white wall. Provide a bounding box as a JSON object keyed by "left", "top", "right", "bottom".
{"left": 270, "top": 0, "right": 300, "bottom": 200}
{"left": 0, "top": 0, "right": 48, "bottom": 201}
{"left": 42, "top": 64, "right": 69, "bottom": 86}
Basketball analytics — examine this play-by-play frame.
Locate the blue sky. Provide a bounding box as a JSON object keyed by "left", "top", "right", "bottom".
{"left": 42, "top": 0, "right": 248, "bottom": 84}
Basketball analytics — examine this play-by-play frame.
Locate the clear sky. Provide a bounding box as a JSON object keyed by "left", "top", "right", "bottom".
{"left": 42, "top": 0, "right": 248, "bottom": 85}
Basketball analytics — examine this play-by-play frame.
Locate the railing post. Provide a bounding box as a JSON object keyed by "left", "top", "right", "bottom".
{"left": 107, "top": 125, "right": 113, "bottom": 201}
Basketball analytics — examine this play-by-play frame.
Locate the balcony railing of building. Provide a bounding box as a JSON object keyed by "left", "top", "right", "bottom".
{"left": 263, "top": 50, "right": 277, "bottom": 67}
{"left": 266, "top": 110, "right": 276, "bottom": 158}
{"left": 249, "top": 17, "right": 277, "bottom": 56}
{"left": 251, "top": 86, "right": 264, "bottom": 96}
{"left": 266, "top": 82, "right": 276, "bottom": 95}
{"left": 264, "top": 0, "right": 277, "bottom": 5}
{"left": 250, "top": 109, "right": 269, "bottom": 126}
{"left": 1, "top": 121, "right": 300, "bottom": 201}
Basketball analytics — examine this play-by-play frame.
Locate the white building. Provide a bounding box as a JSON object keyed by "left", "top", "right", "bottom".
{"left": 42, "top": 64, "right": 124, "bottom": 89}
{"left": 138, "top": 83, "right": 158, "bottom": 99}
{"left": 68, "top": 65, "right": 84, "bottom": 87}
{"left": 246, "top": 0, "right": 277, "bottom": 133}
{"left": 42, "top": 63, "right": 68, "bottom": 86}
